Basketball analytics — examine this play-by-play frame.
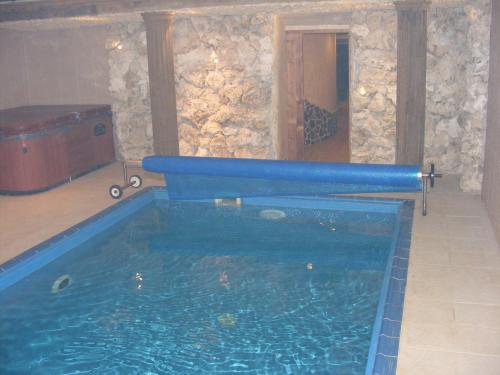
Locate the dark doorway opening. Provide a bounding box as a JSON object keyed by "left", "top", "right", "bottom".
{"left": 285, "top": 30, "right": 350, "bottom": 163}
{"left": 303, "top": 32, "right": 350, "bottom": 163}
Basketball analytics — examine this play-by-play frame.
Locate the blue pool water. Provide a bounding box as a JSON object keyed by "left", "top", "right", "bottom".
{"left": 0, "top": 197, "right": 400, "bottom": 374}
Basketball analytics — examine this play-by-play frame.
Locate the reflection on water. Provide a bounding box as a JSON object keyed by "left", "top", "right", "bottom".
{"left": 0, "top": 201, "right": 396, "bottom": 374}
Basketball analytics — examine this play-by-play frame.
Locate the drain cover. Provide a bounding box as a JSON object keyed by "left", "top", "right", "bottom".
{"left": 259, "top": 209, "right": 286, "bottom": 220}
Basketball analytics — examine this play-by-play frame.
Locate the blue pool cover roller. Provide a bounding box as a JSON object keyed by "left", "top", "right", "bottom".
{"left": 142, "top": 156, "right": 422, "bottom": 200}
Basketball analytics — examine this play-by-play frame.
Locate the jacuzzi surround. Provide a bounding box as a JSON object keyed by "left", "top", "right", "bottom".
{"left": 0, "top": 187, "right": 414, "bottom": 374}
{"left": 0, "top": 105, "right": 115, "bottom": 194}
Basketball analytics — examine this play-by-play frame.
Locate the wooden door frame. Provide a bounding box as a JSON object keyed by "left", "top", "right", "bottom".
{"left": 279, "top": 8, "right": 428, "bottom": 165}
{"left": 285, "top": 31, "right": 305, "bottom": 161}
{"left": 281, "top": 23, "right": 350, "bottom": 161}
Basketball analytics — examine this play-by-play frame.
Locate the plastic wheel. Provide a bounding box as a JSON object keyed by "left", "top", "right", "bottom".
{"left": 109, "top": 185, "right": 123, "bottom": 199}
{"left": 129, "top": 175, "right": 142, "bottom": 188}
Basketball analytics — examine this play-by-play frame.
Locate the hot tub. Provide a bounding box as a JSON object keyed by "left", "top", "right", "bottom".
{"left": 0, "top": 105, "right": 115, "bottom": 194}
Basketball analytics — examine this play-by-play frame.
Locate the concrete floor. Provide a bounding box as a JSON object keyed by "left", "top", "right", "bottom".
{"left": 1, "top": 162, "right": 500, "bottom": 374}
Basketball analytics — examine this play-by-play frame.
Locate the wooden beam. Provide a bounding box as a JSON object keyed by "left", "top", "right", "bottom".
{"left": 142, "top": 12, "right": 179, "bottom": 156}
{"left": 286, "top": 31, "right": 305, "bottom": 160}
{"left": 0, "top": 0, "right": 349, "bottom": 23}
{"left": 395, "top": 0, "right": 429, "bottom": 165}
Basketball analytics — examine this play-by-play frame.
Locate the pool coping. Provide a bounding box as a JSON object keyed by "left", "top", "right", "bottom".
{"left": 0, "top": 187, "right": 414, "bottom": 374}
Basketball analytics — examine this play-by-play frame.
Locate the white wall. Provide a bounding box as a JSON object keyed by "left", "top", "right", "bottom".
{"left": 0, "top": 25, "right": 111, "bottom": 110}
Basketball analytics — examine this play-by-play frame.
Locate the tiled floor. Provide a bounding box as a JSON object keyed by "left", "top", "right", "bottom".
{"left": 0, "top": 163, "right": 164, "bottom": 265}
{"left": 397, "top": 178, "right": 500, "bottom": 374}
{"left": 1, "top": 162, "right": 499, "bottom": 374}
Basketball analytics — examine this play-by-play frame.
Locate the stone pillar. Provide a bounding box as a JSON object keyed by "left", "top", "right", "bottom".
{"left": 395, "top": 1, "right": 429, "bottom": 165}
{"left": 142, "top": 12, "right": 179, "bottom": 155}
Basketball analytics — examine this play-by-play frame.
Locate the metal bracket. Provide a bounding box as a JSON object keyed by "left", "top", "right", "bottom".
{"left": 420, "top": 163, "right": 443, "bottom": 216}
{"left": 122, "top": 160, "right": 143, "bottom": 185}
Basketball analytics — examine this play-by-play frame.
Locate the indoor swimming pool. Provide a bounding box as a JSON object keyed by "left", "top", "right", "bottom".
{"left": 0, "top": 188, "right": 413, "bottom": 374}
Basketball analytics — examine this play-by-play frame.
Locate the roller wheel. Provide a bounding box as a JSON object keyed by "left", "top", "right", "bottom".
{"left": 129, "top": 175, "right": 142, "bottom": 188}
{"left": 109, "top": 185, "right": 123, "bottom": 199}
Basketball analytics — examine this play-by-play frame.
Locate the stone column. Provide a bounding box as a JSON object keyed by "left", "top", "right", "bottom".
{"left": 142, "top": 12, "right": 179, "bottom": 155}
{"left": 395, "top": 0, "right": 429, "bottom": 165}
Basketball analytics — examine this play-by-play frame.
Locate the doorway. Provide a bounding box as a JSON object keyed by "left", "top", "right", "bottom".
{"left": 285, "top": 31, "right": 350, "bottom": 163}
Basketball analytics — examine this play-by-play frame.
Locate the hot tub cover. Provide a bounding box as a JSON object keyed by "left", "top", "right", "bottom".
{"left": 0, "top": 105, "right": 111, "bottom": 139}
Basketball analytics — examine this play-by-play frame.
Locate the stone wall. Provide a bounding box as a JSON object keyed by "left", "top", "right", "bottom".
{"left": 172, "top": 14, "right": 274, "bottom": 159}
{"left": 425, "top": 1, "right": 491, "bottom": 192}
{"left": 107, "top": 19, "right": 154, "bottom": 160}
{"left": 425, "top": 6, "right": 469, "bottom": 174}
{"left": 103, "top": 2, "right": 491, "bottom": 193}
{"left": 460, "top": 0, "right": 491, "bottom": 192}
{"left": 350, "top": 10, "right": 397, "bottom": 163}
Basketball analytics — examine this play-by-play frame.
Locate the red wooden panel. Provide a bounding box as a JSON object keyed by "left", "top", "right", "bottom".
{"left": 65, "top": 122, "right": 94, "bottom": 176}
{"left": 88, "top": 118, "right": 115, "bottom": 166}
{"left": 0, "top": 134, "right": 68, "bottom": 192}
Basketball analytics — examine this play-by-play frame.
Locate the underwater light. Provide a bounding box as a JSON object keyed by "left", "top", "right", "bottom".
{"left": 51, "top": 274, "right": 72, "bottom": 293}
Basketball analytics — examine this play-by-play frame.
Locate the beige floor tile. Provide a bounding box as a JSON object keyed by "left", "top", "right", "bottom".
{"left": 403, "top": 298, "right": 455, "bottom": 325}
{"left": 401, "top": 322, "right": 455, "bottom": 350}
{"left": 450, "top": 266, "right": 492, "bottom": 284}
{"left": 410, "top": 247, "right": 451, "bottom": 266}
{"left": 445, "top": 205, "right": 483, "bottom": 218}
{"left": 454, "top": 303, "right": 500, "bottom": 329}
{"left": 446, "top": 215, "right": 491, "bottom": 226}
{"left": 484, "top": 251, "right": 500, "bottom": 268}
{"left": 450, "top": 267, "right": 500, "bottom": 304}
{"left": 407, "top": 263, "right": 453, "bottom": 282}
{"left": 453, "top": 282, "right": 500, "bottom": 305}
{"left": 453, "top": 325, "right": 500, "bottom": 355}
{"left": 449, "top": 250, "right": 492, "bottom": 267}
{"left": 455, "top": 353, "right": 500, "bottom": 375}
{"left": 396, "top": 347, "right": 457, "bottom": 375}
{"left": 406, "top": 275, "right": 454, "bottom": 302}
{"left": 448, "top": 238, "right": 498, "bottom": 253}
{"left": 411, "top": 236, "right": 449, "bottom": 252}
{"left": 446, "top": 223, "right": 487, "bottom": 240}
{"left": 413, "top": 218, "right": 448, "bottom": 238}
{"left": 485, "top": 268, "right": 500, "bottom": 283}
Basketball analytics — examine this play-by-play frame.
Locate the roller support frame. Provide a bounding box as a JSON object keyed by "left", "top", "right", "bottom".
{"left": 420, "top": 163, "right": 443, "bottom": 216}
{"left": 109, "top": 160, "right": 143, "bottom": 199}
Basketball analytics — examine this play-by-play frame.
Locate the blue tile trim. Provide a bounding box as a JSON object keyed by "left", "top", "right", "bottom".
{"left": 365, "top": 199, "right": 415, "bottom": 375}
{"left": 0, "top": 187, "right": 415, "bottom": 374}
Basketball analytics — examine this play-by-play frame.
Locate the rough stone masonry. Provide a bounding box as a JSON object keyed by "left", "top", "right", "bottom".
{"left": 173, "top": 14, "right": 274, "bottom": 159}
{"left": 106, "top": 1, "right": 491, "bottom": 192}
